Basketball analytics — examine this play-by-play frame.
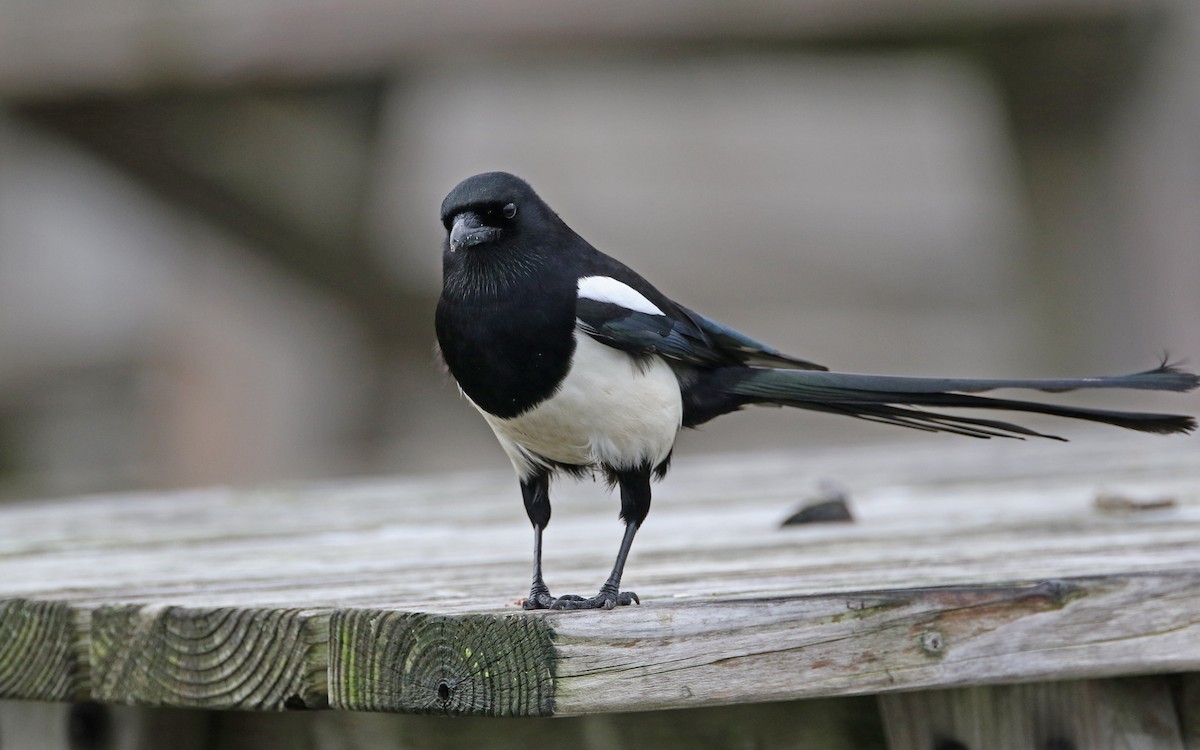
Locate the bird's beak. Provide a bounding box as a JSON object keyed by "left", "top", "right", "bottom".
{"left": 449, "top": 212, "right": 500, "bottom": 252}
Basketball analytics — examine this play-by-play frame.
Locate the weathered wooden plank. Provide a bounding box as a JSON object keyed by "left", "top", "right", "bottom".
{"left": 3, "top": 437, "right": 1198, "bottom": 614}
{"left": 547, "top": 573, "right": 1200, "bottom": 715}
{"left": 7, "top": 572, "right": 1197, "bottom": 716}
{"left": 325, "top": 574, "right": 1200, "bottom": 716}
{"left": 879, "top": 676, "right": 1187, "bottom": 749}
{"left": 89, "top": 605, "right": 327, "bottom": 710}
{"left": 0, "top": 435, "right": 1198, "bottom": 714}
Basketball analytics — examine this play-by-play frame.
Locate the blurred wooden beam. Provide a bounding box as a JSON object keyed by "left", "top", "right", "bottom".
{"left": 12, "top": 90, "right": 420, "bottom": 347}
{"left": 0, "top": 0, "right": 1157, "bottom": 98}
{"left": 879, "top": 678, "right": 1188, "bottom": 748}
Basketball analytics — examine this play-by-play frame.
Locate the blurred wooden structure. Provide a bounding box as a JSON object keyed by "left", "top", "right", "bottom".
{"left": 2, "top": 433, "right": 1198, "bottom": 747}
{"left": 0, "top": 0, "right": 1169, "bottom": 96}
{"left": 2, "top": 0, "right": 1199, "bottom": 495}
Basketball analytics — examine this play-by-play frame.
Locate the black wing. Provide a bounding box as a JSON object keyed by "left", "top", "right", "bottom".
{"left": 575, "top": 297, "right": 827, "bottom": 371}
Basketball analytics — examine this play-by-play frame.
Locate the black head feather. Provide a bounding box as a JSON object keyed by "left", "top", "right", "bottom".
{"left": 441, "top": 172, "right": 544, "bottom": 228}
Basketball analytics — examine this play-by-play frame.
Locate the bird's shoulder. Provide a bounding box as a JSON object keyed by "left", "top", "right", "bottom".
{"left": 571, "top": 251, "right": 825, "bottom": 372}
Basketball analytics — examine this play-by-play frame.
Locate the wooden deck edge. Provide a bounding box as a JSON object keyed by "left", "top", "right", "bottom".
{"left": 549, "top": 572, "right": 1200, "bottom": 714}
{"left": 4, "top": 570, "right": 1200, "bottom": 715}
{"left": 0, "top": 602, "right": 330, "bottom": 710}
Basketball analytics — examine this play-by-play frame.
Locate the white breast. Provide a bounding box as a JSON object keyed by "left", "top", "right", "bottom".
{"left": 475, "top": 331, "right": 683, "bottom": 478}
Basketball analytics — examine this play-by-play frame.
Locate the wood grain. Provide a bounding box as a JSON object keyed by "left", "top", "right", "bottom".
{"left": 89, "top": 605, "right": 327, "bottom": 710}
{"left": 0, "top": 434, "right": 1198, "bottom": 714}
{"left": 0, "top": 599, "right": 81, "bottom": 701}
{"left": 329, "top": 610, "right": 555, "bottom": 715}
{"left": 546, "top": 573, "right": 1200, "bottom": 715}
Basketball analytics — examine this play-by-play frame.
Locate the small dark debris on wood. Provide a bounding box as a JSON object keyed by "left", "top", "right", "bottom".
{"left": 1094, "top": 492, "right": 1177, "bottom": 513}
{"left": 781, "top": 481, "right": 854, "bottom": 527}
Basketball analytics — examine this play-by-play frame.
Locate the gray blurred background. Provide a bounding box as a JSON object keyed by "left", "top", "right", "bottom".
{"left": 0, "top": 0, "right": 1197, "bottom": 500}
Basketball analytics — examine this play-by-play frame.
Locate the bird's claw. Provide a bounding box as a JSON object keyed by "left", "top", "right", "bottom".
{"left": 550, "top": 589, "right": 639, "bottom": 610}
{"left": 522, "top": 584, "right": 557, "bottom": 610}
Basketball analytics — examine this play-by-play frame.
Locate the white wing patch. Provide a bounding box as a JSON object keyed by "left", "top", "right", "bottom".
{"left": 577, "top": 276, "right": 664, "bottom": 316}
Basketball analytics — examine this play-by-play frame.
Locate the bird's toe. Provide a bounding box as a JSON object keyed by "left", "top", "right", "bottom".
{"left": 522, "top": 584, "right": 557, "bottom": 610}
{"left": 549, "top": 589, "right": 639, "bottom": 610}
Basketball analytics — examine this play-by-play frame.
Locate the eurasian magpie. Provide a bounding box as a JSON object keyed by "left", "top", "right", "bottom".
{"left": 434, "top": 171, "right": 1198, "bottom": 611}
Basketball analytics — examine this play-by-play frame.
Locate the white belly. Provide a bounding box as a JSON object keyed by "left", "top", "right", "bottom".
{"left": 476, "top": 332, "right": 683, "bottom": 478}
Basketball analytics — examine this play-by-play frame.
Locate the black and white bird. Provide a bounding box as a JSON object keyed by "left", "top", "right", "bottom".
{"left": 434, "top": 171, "right": 1198, "bottom": 611}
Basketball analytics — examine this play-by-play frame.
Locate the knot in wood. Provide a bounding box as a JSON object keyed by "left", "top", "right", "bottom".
{"left": 920, "top": 630, "right": 945, "bottom": 655}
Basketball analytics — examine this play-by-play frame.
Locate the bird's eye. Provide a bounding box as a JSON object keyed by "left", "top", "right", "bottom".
{"left": 502, "top": 203, "right": 518, "bottom": 220}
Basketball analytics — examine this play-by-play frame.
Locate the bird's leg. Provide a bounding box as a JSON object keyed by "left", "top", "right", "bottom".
{"left": 523, "top": 522, "right": 556, "bottom": 609}
{"left": 552, "top": 466, "right": 649, "bottom": 610}
{"left": 550, "top": 520, "right": 643, "bottom": 609}
{"left": 520, "top": 471, "right": 557, "bottom": 610}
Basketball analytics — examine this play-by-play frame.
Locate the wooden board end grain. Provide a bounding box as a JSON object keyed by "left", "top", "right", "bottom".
{"left": 88, "top": 605, "right": 328, "bottom": 710}
{"left": 329, "top": 610, "right": 556, "bottom": 716}
{"left": 0, "top": 599, "right": 82, "bottom": 702}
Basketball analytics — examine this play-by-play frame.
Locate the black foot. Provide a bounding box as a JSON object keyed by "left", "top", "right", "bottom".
{"left": 522, "top": 583, "right": 556, "bottom": 610}
{"left": 550, "top": 588, "right": 639, "bottom": 611}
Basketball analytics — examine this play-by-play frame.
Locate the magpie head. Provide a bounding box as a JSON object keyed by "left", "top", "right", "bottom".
{"left": 440, "top": 172, "right": 545, "bottom": 253}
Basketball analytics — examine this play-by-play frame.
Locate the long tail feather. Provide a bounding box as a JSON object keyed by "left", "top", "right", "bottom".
{"left": 727, "top": 362, "right": 1199, "bottom": 438}
{"left": 749, "top": 361, "right": 1200, "bottom": 395}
